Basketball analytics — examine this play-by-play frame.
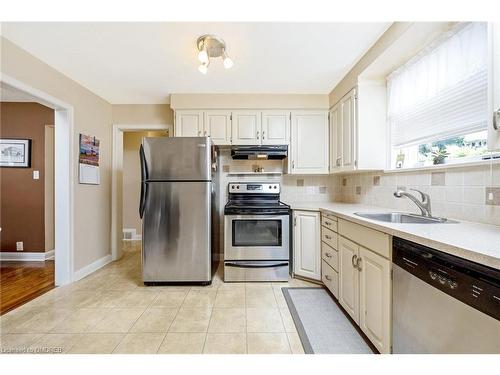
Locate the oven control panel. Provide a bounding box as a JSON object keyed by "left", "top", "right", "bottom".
{"left": 229, "top": 183, "right": 280, "bottom": 194}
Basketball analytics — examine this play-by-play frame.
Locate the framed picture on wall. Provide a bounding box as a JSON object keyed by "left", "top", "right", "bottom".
{"left": 0, "top": 139, "right": 32, "bottom": 168}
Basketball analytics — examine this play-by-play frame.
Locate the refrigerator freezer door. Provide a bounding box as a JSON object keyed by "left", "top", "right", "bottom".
{"left": 142, "top": 181, "right": 211, "bottom": 282}
{"left": 142, "top": 137, "right": 212, "bottom": 181}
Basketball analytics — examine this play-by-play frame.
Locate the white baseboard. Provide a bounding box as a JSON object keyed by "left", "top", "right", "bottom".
{"left": 73, "top": 254, "right": 112, "bottom": 281}
{"left": 0, "top": 249, "right": 55, "bottom": 261}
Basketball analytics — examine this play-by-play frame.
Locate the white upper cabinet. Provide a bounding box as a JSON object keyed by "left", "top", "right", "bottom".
{"left": 261, "top": 111, "right": 290, "bottom": 145}
{"left": 329, "top": 83, "right": 387, "bottom": 173}
{"left": 329, "top": 104, "right": 342, "bottom": 173}
{"left": 290, "top": 110, "right": 329, "bottom": 174}
{"left": 175, "top": 111, "right": 203, "bottom": 137}
{"left": 340, "top": 90, "right": 356, "bottom": 170}
{"left": 293, "top": 210, "right": 321, "bottom": 281}
{"left": 204, "top": 110, "right": 232, "bottom": 145}
{"left": 231, "top": 111, "right": 262, "bottom": 145}
{"left": 488, "top": 22, "right": 500, "bottom": 150}
{"left": 176, "top": 110, "right": 230, "bottom": 144}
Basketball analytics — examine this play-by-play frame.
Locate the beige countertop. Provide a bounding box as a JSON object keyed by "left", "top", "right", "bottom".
{"left": 287, "top": 201, "right": 500, "bottom": 270}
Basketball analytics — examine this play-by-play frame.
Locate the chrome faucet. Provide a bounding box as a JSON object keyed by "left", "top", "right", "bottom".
{"left": 394, "top": 188, "right": 432, "bottom": 217}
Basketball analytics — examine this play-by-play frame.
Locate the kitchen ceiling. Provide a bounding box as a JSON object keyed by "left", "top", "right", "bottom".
{"left": 0, "top": 22, "right": 391, "bottom": 104}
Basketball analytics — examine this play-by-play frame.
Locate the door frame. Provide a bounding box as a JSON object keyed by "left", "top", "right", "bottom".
{"left": 111, "top": 123, "right": 172, "bottom": 261}
{"left": 1, "top": 74, "right": 75, "bottom": 286}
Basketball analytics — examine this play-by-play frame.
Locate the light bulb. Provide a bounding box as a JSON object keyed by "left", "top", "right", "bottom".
{"left": 198, "top": 63, "right": 208, "bottom": 75}
{"left": 222, "top": 50, "right": 234, "bottom": 69}
{"left": 198, "top": 49, "right": 209, "bottom": 64}
{"left": 223, "top": 56, "right": 234, "bottom": 69}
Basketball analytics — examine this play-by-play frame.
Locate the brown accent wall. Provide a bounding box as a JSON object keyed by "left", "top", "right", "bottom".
{"left": 0, "top": 102, "right": 54, "bottom": 252}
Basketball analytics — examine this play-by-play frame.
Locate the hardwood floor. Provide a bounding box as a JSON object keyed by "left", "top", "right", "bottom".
{"left": 0, "top": 260, "right": 55, "bottom": 315}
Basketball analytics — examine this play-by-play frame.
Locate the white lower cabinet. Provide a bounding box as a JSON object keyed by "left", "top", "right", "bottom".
{"left": 293, "top": 210, "right": 321, "bottom": 281}
{"left": 338, "top": 233, "right": 391, "bottom": 354}
{"left": 338, "top": 236, "right": 360, "bottom": 323}
{"left": 358, "top": 246, "right": 391, "bottom": 354}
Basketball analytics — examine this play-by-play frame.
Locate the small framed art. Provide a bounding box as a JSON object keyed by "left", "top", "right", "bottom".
{"left": 0, "top": 139, "right": 32, "bottom": 168}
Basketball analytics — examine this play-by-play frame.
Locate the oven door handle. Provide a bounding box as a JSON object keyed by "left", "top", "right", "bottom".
{"left": 225, "top": 261, "right": 289, "bottom": 269}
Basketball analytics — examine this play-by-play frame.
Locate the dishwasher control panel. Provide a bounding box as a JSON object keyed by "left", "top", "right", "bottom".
{"left": 393, "top": 237, "right": 500, "bottom": 321}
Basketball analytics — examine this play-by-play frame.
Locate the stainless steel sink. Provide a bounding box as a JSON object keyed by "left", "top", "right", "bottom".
{"left": 354, "top": 212, "right": 457, "bottom": 224}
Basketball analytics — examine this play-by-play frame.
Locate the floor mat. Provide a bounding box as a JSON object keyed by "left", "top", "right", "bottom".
{"left": 282, "top": 287, "right": 374, "bottom": 354}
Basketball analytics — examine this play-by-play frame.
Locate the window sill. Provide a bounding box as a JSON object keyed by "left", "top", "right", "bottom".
{"left": 383, "top": 158, "right": 500, "bottom": 174}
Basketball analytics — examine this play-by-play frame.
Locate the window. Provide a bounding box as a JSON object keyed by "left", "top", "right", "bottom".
{"left": 388, "top": 22, "right": 489, "bottom": 169}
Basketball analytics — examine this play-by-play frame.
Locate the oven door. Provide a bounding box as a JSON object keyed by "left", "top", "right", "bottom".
{"left": 224, "top": 214, "right": 290, "bottom": 260}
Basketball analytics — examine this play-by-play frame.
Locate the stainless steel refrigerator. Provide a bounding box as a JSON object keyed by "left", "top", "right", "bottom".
{"left": 139, "top": 137, "right": 219, "bottom": 284}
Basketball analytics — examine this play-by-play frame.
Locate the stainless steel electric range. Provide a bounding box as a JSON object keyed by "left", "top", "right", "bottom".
{"left": 224, "top": 182, "right": 291, "bottom": 282}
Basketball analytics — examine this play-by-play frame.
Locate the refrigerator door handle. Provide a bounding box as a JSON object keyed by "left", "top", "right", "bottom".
{"left": 139, "top": 144, "right": 148, "bottom": 218}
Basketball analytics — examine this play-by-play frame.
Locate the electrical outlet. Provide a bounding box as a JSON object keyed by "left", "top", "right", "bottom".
{"left": 16, "top": 241, "right": 24, "bottom": 251}
{"left": 486, "top": 187, "right": 500, "bottom": 205}
{"left": 33, "top": 170, "right": 40, "bottom": 180}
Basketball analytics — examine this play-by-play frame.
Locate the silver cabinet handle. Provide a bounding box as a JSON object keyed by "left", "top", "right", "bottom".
{"left": 357, "top": 257, "right": 362, "bottom": 271}
{"left": 494, "top": 109, "right": 500, "bottom": 131}
{"left": 204, "top": 130, "right": 207, "bottom": 136}
{"left": 325, "top": 221, "right": 331, "bottom": 226}
{"left": 351, "top": 254, "right": 358, "bottom": 269}
{"left": 325, "top": 274, "right": 332, "bottom": 281}
{"left": 325, "top": 252, "right": 332, "bottom": 258}
{"left": 262, "top": 131, "right": 265, "bottom": 139}
{"left": 256, "top": 131, "right": 260, "bottom": 140}
{"left": 336, "top": 157, "right": 342, "bottom": 166}
{"left": 198, "top": 130, "right": 202, "bottom": 136}
{"left": 325, "top": 234, "right": 332, "bottom": 240}
{"left": 292, "top": 161, "right": 295, "bottom": 169}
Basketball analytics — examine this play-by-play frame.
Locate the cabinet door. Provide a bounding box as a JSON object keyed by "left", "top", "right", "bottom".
{"left": 329, "top": 104, "right": 342, "bottom": 173}
{"left": 204, "top": 111, "right": 231, "bottom": 145}
{"left": 488, "top": 23, "right": 500, "bottom": 150}
{"left": 293, "top": 210, "right": 321, "bottom": 280}
{"left": 231, "top": 111, "right": 261, "bottom": 145}
{"left": 338, "top": 236, "right": 359, "bottom": 324}
{"left": 358, "top": 246, "right": 391, "bottom": 354}
{"left": 261, "top": 111, "right": 290, "bottom": 145}
{"left": 175, "top": 111, "right": 203, "bottom": 137}
{"left": 340, "top": 89, "right": 356, "bottom": 170}
{"left": 290, "top": 111, "right": 329, "bottom": 174}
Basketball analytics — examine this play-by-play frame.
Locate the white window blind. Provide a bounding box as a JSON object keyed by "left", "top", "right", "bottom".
{"left": 388, "top": 22, "right": 488, "bottom": 147}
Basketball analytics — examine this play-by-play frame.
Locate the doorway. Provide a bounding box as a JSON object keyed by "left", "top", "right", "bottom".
{"left": 0, "top": 98, "right": 57, "bottom": 313}
{"left": 0, "top": 75, "right": 74, "bottom": 288}
{"left": 111, "top": 124, "right": 172, "bottom": 261}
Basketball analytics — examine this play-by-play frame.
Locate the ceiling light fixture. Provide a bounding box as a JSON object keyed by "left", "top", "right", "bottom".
{"left": 196, "top": 35, "right": 233, "bottom": 74}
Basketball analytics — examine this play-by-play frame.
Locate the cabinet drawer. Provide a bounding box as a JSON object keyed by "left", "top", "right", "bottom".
{"left": 321, "top": 227, "right": 338, "bottom": 249}
{"left": 338, "top": 219, "right": 391, "bottom": 259}
{"left": 322, "top": 260, "right": 338, "bottom": 299}
{"left": 321, "top": 216, "right": 338, "bottom": 232}
{"left": 321, "top": 211, "right": 337, "bottom": 221}
{"left": 321, "top": 242, "right": 338, "bottom": 271}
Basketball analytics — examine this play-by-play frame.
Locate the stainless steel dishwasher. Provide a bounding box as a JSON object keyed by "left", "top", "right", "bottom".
{"left": 392, "top": 237, "right": 500, "bottom": 354}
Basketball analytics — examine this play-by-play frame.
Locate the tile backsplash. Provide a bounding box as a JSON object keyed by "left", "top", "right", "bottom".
{"left": 218, "top": 149, "right": 339, "bottom": 204}
{"left": 337, "top": 163, "right": 500, "bottom": 226}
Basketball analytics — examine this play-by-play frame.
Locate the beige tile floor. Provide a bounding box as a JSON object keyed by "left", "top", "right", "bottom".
{"left": 0, "top": 242, "right": 318, "bottom": 354}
